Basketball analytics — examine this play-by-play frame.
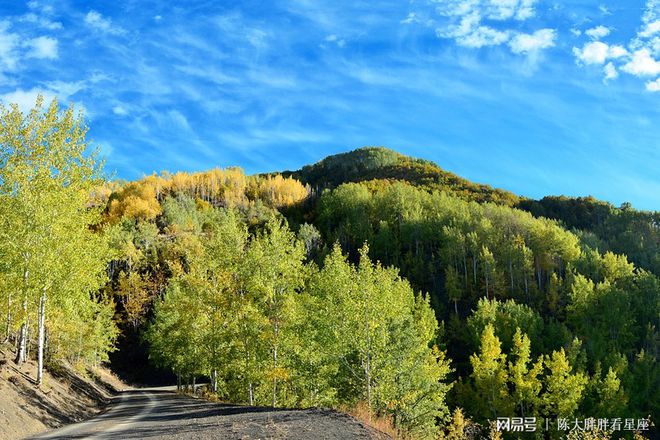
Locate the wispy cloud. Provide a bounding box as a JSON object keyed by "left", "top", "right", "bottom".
{"left": 405, "top": 0, "right": 556, "bottom": 62}
{"left": 84, "top": 10, "right": 126, "bottom": 35}
{"left": 0, "top": 21, "right": 20, "bottom": 71}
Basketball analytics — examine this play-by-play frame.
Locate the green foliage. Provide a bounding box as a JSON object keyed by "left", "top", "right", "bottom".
{"left": 508, "top": 328, "right": 543, "bottom": 418}
{"left": 147, "top": 230, "right": 453, "bottom": 438}
{"left": 519, "top": 195, "right": 660, "bottom": 277}
{"left": 89, "top": 145, "right": 660, "bottom": 437}
{"left": 468, "top": 324, "right": 512, "bottom": 420}
{"left": 289, "top": 146, "right": 520, "bottom": 205}
{"left": 0, "top": 96, "right": 116, "bottom": 375}
{"left": 467, "top": 298, "right": 543, "bottom": 354}
{"left": 542, "top": 348, "right": 588, "bottom": 418}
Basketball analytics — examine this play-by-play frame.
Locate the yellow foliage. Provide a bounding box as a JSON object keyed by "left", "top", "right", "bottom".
{"left": 251, "top": 174, "right": 309, "bottom": 208}
{"left": 107, "top": 181, "right": 162, "bottom": 222}
{"left": 103, "top": 168, "right": 309, "bottom": 223}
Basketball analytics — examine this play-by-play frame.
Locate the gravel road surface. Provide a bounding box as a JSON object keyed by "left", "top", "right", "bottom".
{"left": 27, "top": 387, "right": 389, "bottom": 440}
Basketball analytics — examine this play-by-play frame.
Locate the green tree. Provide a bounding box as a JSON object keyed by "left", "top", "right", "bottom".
{"left": 243, "top": 217, "right": 306, "bottom": 406}
{"left": 542, "top": 348, "right": 587, "bottom": 418}
{"left": 469, "top": 324, "right": 512, "bottom": 420}
{"left": 0, "top": 97, "right": 114, "bottom": 385}
{"left": 508, "top": 328, "right": 542, "bottom": 418}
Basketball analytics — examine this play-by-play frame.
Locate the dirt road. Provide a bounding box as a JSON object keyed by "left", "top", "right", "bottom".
{"left": 28, "top": 387, "right": 390, "bottom": 440}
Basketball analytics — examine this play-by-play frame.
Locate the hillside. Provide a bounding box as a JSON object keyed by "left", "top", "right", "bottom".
{"left": 285, "top": 147, "right": 659, "bottom": 277}
{"left": 518, "top": 195, "right": 660, "bottom": 276}
{"left": 282, "top": 146, "right": 520, "bottom": 206}
{"left": 1, "top": 108, "right": 657, "bottom": 440}
{"left": 0, "top": 343, "right": 125, "bottom": 440}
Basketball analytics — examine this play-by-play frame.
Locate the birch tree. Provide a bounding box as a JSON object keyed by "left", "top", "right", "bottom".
{"left": 0, "top": 97, "right": 113, "bottom": 384}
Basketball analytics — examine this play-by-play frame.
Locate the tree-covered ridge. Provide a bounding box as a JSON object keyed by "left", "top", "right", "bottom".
{"left": 286, "top": 147, "right": 659, "bottom": 278}
{"left": 105, "top": 174, "right": 657, "bottom": 438}
{"left": 283, "top": 146, "right": 521, "bottom": 206}
{"left": 518, "top": 195, "right": 660, "bottom": 277}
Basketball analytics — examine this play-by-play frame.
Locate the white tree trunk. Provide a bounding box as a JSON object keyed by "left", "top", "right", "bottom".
{"left": 211, "top": 369, "right": 218, "bottom": 393}
{"left": 14, "top": 267, "right": 29, "bottom": 365}
{"left": 37, "top": 289, "right": 46, "bottom": 386}
{"left": 15, "top": 298, "right": 28, "bottom": 365}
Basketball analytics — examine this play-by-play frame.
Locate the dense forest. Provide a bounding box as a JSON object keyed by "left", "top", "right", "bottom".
{"left": 1, "top": 100, "right": 658, "bottom": 439}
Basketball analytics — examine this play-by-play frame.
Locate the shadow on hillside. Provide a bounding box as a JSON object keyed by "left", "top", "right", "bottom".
{"left": 48, "top": 365, "right": 112, "bottom": 405}
{"left": 8, "top": 376, "right": 73, "bottom": 428}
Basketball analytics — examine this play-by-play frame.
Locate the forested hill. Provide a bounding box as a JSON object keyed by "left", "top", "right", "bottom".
{"left": 2, "top": 101, "right": 657, "bottom": 440}
{"left": 285, "top": 147, "right": 659, "bottom": 277}
{"left": 282, "top": 146, "right": 521, "bottom": 206}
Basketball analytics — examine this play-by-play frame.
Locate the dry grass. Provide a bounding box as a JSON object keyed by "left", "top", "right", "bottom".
{"left": 342, "top": 401, "right": 402, "bottom": 439}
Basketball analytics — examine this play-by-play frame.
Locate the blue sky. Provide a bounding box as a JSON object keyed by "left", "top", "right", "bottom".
{"left": 1, "top": 1, "right": 659, "bottom": 210}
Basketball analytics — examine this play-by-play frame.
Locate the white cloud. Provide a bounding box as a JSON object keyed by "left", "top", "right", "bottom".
{"left": 608, "top": 45, "right": 629, "bottom": 58}
{"left": 621, "top": 48, "right": 660, "bottom": 76}
{"left": 570, "top": 28, "right": 582, "bottom": 37}
{"left": 0, "top": 80, "right": 87, "bottom": 113}
{"left": 646, "top": 77, "right": 660, "bottom": 91}
{"left": 113, "top": 105, "right": 128, "bottom": 116}
{"left": 20, "top": 12, "right": 63, "bottom": 30}
{"left": 433, "top": 0, "right": 552, "bottom": 54}
{"left": 573, "top": 41, "right": 628, "bottom": 65}
{"left": 640, "top": 20, "right": 660, "bottom": 38}
{"left": 401, "top": 12, "right": 417, "bottom": 24}
{"left": 0, "top": 88, "right": 55, "bottom": 112}
{"left": 324, "top": 34, "right": 346, "bottom": 48}
{"left": 585, "top": 25, "right": 610, "bottom": 40}
{"left": 27, "top": 1, "right": 53, "bottom": 15}
{"left": 23, "top": 1, "right": 60, "bottom": 29}
{"left": 441, "top": 0, "right": 538, "bottom": 21}
{"left": 603, "top": 62, "right": 618, "bottom": 81}
{"left": 85, "top": 10, "right": 125, "bottom": 35}
{"left": 459, "top": 25, "right": 510, "bottom": 47}
{"left": 509, "top": 28, "right": 556, "bottom": 54}
{"left": 436, "top": 10, "right": 510, "bottom": 48}
{"left": 26, "top": 36, "right": 58, "bottom": 59}
{"left": 573, "top": 41, "right": 610, "bottom": 64}
{"left": 572, "top": 0, "right": 660, "bottom": 91}
{"left": 487, "top": 0, "right": 535, "bottom": 20}
{"left": 0, "top": 21, "right": 19, "bottom": 71}
{"left": 641, "top": 0, "right": 659, "bottom": 24}
{"left": 514, "top": 0, "right": 536, "bottom": 20}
